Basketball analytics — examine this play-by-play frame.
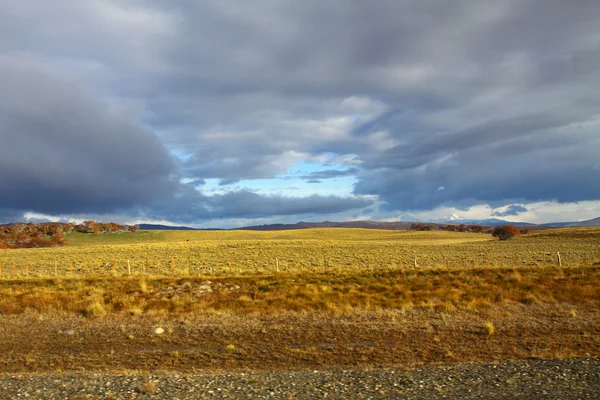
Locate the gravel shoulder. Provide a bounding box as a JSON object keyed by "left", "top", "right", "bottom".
{"left": 1, "top": 303, "right": 598, "bottom": 398}
{"left": 1, "top": 304, "right": 599, "bottom": 373}
{"left": 0, "top": 358, "right": 598, "bottom": 399}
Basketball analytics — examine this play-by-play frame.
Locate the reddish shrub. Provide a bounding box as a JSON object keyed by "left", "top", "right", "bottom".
{"left": 492, "top": 225, "right": 522, "bottom": 241}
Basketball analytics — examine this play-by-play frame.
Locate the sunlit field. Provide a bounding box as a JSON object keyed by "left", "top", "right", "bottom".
{"left": 0, "top": 227, "right": 598, "bottom": 316}
{"left": 0, "top": 228, "right": 598, "bottom": 279}
{"left": 0, "top": 227, "right": 599, "bottom": 373}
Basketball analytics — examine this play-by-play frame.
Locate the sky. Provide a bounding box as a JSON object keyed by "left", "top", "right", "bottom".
{"left": 1, "top": 0, "right": 600, "bottom": 228}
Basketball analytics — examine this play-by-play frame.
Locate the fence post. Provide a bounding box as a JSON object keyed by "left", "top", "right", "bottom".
{"left": 557, "top": 252, "right": 562, "bottom": 267}
{"left": 542, "top": 252, "right": 546, "bottom": 266}
{"left": 26, "top": 263, "right": 29, "bottom": 278}
{"left": 127, "top": 259, "right": 131, "bottom": 276}
{"left": 54, "top": 261, "right": 57, "bottom": 277}
{"left": 275, "top": 257, "right": 279, "bottom": 273}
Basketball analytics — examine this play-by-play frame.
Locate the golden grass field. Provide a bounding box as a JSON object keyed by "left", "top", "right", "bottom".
{"left": 0, "top": 227, "right": 598, "bottom": 316}
{"left": 0, "top": 227, "right": 598, "bottom": 279}
{"left": 0, "top": 227, "right": 598, "bottom": 372}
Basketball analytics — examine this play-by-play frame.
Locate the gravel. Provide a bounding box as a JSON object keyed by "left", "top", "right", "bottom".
{"left": 0, "top": 358, "right": 598, "bottom": 399}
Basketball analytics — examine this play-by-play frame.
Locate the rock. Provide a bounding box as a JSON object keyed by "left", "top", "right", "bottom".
{"left": 154, "top": 327, "right": 165, "bottom": 335}
{"left": 63, "top": 329, "right": 75, "bottom": 335}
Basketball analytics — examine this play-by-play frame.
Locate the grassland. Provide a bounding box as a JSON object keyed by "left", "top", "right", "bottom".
{"left": 0, "top": 227, "right": 598, "bottom": 279}
{"left": 0, "top": 227, "right": 598, "bottom": 373}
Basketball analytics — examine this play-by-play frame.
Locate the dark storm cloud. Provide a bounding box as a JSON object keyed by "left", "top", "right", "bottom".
{"left": 0, "top": 59, "right": 177, "bottom": 215}
{"left": 493, "top": 205, "right": 528, "bottom": 217}
{"left": 143, "top": 185, "right": 372, "bottom": 223}
{"left": 146, "top": 0, "right": 600, "bottom": 211}
{"left": 205, "top": 191, "right": 372, "bottom": 220}
{"left": 0, "top": 209, "right": 25, "bottom": 225}
{"left": 1, "top": 0, "right": 600, "bottom": 222}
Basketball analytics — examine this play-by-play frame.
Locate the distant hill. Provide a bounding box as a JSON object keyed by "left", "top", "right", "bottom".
{"left": 134, "top": 217, "right": 600, "bottom": 232}
{"left": 237, "top": 219, "right": 547, "bottom": 231}
{"left": 236, "top": 221, "right": 415, "bottom": 231}
{"left": 541, "top": 216, "right": 600, "bottom": 227}
{"left": 430, "top": 218, "right": 537, "bottom": 227}
{"left": 138, "top": 224, "right": 198, "bottom": 231}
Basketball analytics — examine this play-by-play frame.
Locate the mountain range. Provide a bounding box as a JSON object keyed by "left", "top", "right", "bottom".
{"left": 138, "top": 216, "right": 600, "bottom": 231}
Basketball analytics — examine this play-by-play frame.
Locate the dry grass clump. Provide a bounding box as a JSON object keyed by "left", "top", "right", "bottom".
{"left": 86, "top": 300, "right": 107, "bottom": 317}
{"left": 0, "top": 265, "right": 597, "bottom": 317}
{"left": 137, "top": 381, "right": 158, "bottom": 395}
{"left": 484, "top": 322, "right": 495, "bottom": 336}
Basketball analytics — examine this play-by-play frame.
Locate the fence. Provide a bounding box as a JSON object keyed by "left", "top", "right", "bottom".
{"left": 0, "top": 250, "right": 599, "bottom": 280}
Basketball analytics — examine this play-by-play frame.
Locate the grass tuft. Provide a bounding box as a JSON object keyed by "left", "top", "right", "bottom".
{"left": 137, "top": 381, "right": 158, "bottom": 395}
{"left": 484, "top": 321, "right": 495, "bottom": 336}
{"left": 85, "top": 300, "right": 107, "bottom": 317}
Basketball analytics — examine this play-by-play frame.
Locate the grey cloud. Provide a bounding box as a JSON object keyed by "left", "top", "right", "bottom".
{"left": 300, "top": 168, "right": 359, "bottom": 181}
{"left": 144, "top": 185, "right": 372, "bottom": 222}
{"left": 493, "top": 205, "right": 528, "bottom": 217}
{"left": 0, "top": 58, "right": 177, "bottom": 215}
{"left": 206, "top": 191, "right": 372, "bottom": 219}
{"left": 189, "top": 179, "right": 206, "bottom": 186}
{"left": 218, "top": 179, "right": 240, "bottom": 186}
{"left": 146, "top": 0, "right": 600, "bottom": 206}
{"left": 0, "top": 209, "right": 25, "bottom": 225}
{"left": 2, "top": 0, "right": 600, "bottom": 222}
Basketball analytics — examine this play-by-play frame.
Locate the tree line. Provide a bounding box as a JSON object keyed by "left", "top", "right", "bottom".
{"left": 0, "top": 221, "right": 138, "bottom": 249}
{"left": 410, "top": 223, "right": 531, "bottom": 240}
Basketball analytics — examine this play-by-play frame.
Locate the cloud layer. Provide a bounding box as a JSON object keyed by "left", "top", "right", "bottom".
{"left": 1, "top": 1, "right": 599, "bottom": 225}
{"left": 0, "top": 58, "right": 177, "bottom": 215}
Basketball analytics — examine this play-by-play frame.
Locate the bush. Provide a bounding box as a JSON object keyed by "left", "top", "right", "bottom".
{"left": 492, "top": 225, "right": 521, "bottom": 241}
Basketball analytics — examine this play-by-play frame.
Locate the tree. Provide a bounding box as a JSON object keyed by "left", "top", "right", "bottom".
{"left": 469, "top": 225, "right": 484, "bottom": 233}
{"left": 492, "top": 225, "right": 521, "bottom": 241}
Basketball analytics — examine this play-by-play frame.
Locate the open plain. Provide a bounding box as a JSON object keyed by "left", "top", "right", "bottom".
{"left": 0, "top": 227, "right": 599, "bottom": 397}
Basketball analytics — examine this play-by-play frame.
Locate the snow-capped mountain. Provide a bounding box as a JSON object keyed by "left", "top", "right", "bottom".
{"left": 434, "top": 213, "right": 462, "bottom": 222}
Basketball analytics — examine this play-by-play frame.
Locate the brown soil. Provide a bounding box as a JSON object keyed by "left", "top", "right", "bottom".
{"left": 1, "top": 303, "right": 598, "bottom": 374}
